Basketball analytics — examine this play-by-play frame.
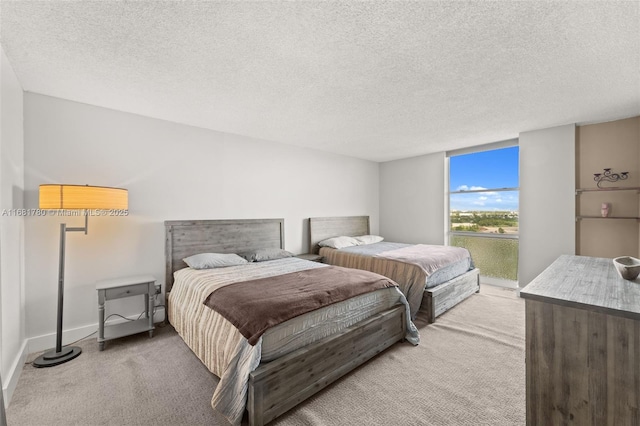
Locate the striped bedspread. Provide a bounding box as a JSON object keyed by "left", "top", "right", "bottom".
{"left": 168, "top": 257, "right": 419, "bottom": 425}
{"left": 320, "top": 243, "right": 473, "bottom": 318}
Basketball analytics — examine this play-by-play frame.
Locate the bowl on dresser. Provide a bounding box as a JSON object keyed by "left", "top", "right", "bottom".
{"left": 613, "top": 256, "right": 640, "bottom": 280}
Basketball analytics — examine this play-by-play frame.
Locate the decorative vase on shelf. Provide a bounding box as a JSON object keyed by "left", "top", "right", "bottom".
{"left": 601, "top": 203, "right": 610, "bottom": 218}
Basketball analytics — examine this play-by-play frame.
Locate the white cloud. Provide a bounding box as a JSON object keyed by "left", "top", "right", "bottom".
{"left": 455, "top": 185, "right": 490, "bottom": 192}
{"left": 450, "top": 190, "right": 519, "bottom": 211}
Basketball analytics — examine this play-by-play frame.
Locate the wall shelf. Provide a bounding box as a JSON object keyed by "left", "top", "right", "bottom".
{"left": 576, "top": 187, "right": 640, "bottom": 195}
{"left": 575, "top": 187, "right": 640, "bottom": 221}
{"left": 574, "top": 117, "right": 640, "bottom": 259}
{"left": 576, "top": 216, "right": 640, "bottom": 221}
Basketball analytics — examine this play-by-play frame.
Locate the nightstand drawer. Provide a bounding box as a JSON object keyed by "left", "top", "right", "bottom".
{"left": 104, "top": 283, "right": 149, "bottom": 300}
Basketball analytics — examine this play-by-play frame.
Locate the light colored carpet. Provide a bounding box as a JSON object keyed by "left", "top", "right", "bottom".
{"left": 7, "top": 285, "right": 525, "bottom": 426}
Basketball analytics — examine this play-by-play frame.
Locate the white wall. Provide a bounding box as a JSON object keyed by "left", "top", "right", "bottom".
{"left": 519, "top": 124, "right": 576, "bottom": 287}
{"left": 379, "top": 152, "right": 445, "bottom": 244}
{"left": 23, "top": 93, "right": 380, "bottom": 349}
{"left": 0, "top": 45, "right": 26, "bottom": 405}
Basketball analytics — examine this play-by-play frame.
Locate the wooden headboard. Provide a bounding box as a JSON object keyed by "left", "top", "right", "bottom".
{"left": 308, "top": 216, "right": 370, "bottom": 254}
{"left": 164, "top": 218, "right": 284, "bottom": 292}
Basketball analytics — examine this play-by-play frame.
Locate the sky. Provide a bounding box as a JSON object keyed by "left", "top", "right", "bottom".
{"left": 449, "top": 146, "right": 519, "bottom": 212}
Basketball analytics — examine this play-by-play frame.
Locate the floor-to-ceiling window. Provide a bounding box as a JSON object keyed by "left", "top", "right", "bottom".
{"left": 447, "top": 142, "right": 519, "bottom": 287}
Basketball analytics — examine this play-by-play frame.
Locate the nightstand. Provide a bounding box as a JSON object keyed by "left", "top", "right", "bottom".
{"left": 296, "top": 253, "right": 324, "bottom": 263}
{"left": 96, "top": 275, "right": 156, "bottom": 351}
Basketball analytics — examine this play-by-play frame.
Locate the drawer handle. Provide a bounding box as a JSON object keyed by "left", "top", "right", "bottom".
{"left": 126, "top": 290, "right": 130, "bottom": 294}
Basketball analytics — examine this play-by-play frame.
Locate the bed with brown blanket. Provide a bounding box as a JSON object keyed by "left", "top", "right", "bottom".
{"left": 309, "top": 216, "right": 480, "bottom": 322}
{"left": 165, "top": 219, "right": 419, "bottom": 426}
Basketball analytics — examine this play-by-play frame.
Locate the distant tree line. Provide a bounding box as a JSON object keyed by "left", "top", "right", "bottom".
{"left": 450, "top": 211, "right": 518, "bottom": 231}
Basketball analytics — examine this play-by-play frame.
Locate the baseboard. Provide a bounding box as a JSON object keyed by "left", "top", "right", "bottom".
{"left": 481, "top": 276, "right": 518, "bottom": 289}
{"left": 27, "top": 307, "right": 166, "bottom": 355}
{"left": 3, "top": 339, "right": 28, "bottom": 408}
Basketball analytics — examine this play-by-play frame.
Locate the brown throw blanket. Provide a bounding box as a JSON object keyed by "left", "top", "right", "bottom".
{"left": 203, "top": 265, "right": 397, "bottom": 345}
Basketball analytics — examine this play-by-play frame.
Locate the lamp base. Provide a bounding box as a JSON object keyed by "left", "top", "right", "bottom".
{"left": 32, "top": 346, "right": 82, "bottom": 368}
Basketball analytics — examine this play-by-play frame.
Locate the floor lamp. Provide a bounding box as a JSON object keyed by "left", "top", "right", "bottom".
{"left": 33, "top": 184, "right": 128, "bottom": 368}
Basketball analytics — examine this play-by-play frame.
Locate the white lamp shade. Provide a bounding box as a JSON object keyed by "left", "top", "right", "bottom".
{"left": 39, "top": 184, "right": 128, "bottom": 210}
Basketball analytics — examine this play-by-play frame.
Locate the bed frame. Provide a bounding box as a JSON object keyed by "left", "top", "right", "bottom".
{"left": 309, "top": 215, "right": 480, "bottom": 323}
{"left": 165, "top": 218, "right": 406, "bottom": 425}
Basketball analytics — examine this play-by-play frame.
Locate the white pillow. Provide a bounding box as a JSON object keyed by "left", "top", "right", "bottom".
{"left": 318, "top": 236, "right": 361, "bottom": 249}
{"left": 183, "top": 253, "right": 248, "bottom": 269}
{"left": 354, "top": 235, "right": 384, "bottom": 245}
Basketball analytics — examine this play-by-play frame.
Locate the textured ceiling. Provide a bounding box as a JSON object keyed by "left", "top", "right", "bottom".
{"left": 1, "top": 1, "right": 639, "bottom": 162}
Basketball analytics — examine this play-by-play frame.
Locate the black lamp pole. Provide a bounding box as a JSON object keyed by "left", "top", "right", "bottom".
{"left": 33, "top": 213, "right": 88, "bottom": 367}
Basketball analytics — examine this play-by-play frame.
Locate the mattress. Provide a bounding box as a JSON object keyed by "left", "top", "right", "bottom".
{"left": 262, "top": 285, "right": 404, "bottom": 361}
{"left": 319, "top": 242, "right": 474, "bottom": 318}
{"left": 336, "top": 242, "right": 474, "bottom": 287}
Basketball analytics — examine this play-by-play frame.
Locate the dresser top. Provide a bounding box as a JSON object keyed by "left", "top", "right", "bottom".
{"left": 520, "top": 254, "right": 640, "bottom": 320}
